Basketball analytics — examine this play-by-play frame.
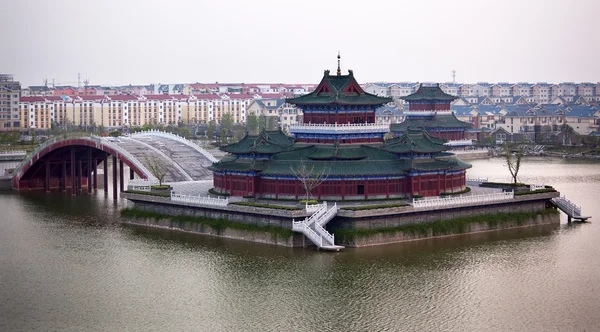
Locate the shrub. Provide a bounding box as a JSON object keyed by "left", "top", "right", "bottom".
{"left": 299, "top": 199, "right": 318, "bottom": 205}
{"left": 209, "top": 188, "right": 230, "bottom": 197}
{"left": 230, "top": 202, "right": 301, "bottom": 210}
{"left": 151, "top": 185, "right": 170, "bottom": 190}
{"left": 120, "top": 208, "right": 294, "bottom": 237}
{"left": 341, "top": 203, "right": 409, "bottom": 211}
{"left": 124, "top": 190, "right": 170, "bottom": 197}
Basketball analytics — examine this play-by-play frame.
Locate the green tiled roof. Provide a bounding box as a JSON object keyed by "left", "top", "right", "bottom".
{"left": 390, "top": 114, "right": 472, "bottom": 131}
{"left": 401, "top": 84, "right": 457, "bottom": 102}
{"left": 382, "top": 130, "right": 449, "bottom": 154}
{"left": 286, "top": 70, "right": 392, "bottom": 106}
{"left": 219, "top": 130, "right": 295, "bottom": 154}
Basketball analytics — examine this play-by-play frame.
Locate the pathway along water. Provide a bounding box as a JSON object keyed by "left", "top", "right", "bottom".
{"left": 1, "top": 157, "right": 599, "bottom": 331}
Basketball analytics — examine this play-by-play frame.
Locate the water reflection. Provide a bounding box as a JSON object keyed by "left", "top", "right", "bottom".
{"left": 1, "top": 158, "right": 599, "bottom": 331}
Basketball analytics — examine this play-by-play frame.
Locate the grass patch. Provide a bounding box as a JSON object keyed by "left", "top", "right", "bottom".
{"left": 299, "top": 199, "right": 318, "bottom": 205}
{"left": 333, "top": 210, "right": 558, "bottom": 243}
{"left": 208, "top": 188, "right": 230, "bottom": 197}
{"left": 514, "top": 188, "right": 557, "bottom": 196}
{"left": 124, "top": 190, "right": 170, "bottom": 197}
{"left": 341, "top": 203, "right": 409, "bottom": 211}
{"left": 231, "top": 202, "right": 300, "bottom": 210}
{"left": 121, "top": 208, "right": 294, "bottom": 237}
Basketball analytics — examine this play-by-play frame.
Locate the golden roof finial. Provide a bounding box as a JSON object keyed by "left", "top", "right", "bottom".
{"left": 337, "top": 51, "right": 341, "bottom": 76}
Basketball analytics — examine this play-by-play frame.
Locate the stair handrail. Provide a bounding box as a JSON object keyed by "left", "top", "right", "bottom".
{"left": 292, "top": 219, "right": 322, "bottom": 247}
{"left": 314, "top": 222, "right": 334, "bottom": 246}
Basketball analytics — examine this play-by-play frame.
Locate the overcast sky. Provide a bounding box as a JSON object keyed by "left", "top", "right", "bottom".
{"left": 2, "top": 0, "right": 598, "bottom": 87}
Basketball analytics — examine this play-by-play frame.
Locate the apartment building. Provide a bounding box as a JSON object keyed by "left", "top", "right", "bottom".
{"left": 0, "top": 74, "right": 21, "bottom": 130}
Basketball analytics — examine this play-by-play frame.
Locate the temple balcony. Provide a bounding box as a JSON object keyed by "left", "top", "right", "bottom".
{"left": 444, "top": 139, "right": 473, "bottom": 147}
{"left": 402, "top": 111, "right": 453, "bottom": 116}
{"left": 289, "top": 123, "right": 390, "bottom": 134}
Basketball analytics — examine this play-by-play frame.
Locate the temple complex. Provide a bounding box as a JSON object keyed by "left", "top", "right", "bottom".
{"left": 391, "top": 84, "right": 473, "bottom": 147}
{"left": 209, "top": 59, "right": 471, "bottom": 200}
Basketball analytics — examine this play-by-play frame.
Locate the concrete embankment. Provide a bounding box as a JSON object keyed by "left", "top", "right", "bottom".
{"left": 122, "top": 191, "right": 561, "bottom": 248}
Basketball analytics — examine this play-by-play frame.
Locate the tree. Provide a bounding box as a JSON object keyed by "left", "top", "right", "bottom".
{"left": 290, "top": 159, "right": 330, "bottom": 201}
{"left": 503, "top": 141, "right": 524, "bottom": 185}
{"left": 220, "top": 128, "right": 228, "bottom": 144}
{"left": 207, "top": 121, "right": 216, "bottom": 140}
{"left": 258, "top": 114, "right": 266, "bottom": 132}
{"left": 267, "top": 116, "right": 276, "bottom": 131}
{"left": 246, "top": 112, "right": 258, "bottom": 135}
{"left": 233, "top": 128, "right": 245, "bottom": 142}
{"left": 145, "top": 155, "right": 168, "bottom": 186}
{"left": 221, "top": 113, "right": 234, "bottom": 132}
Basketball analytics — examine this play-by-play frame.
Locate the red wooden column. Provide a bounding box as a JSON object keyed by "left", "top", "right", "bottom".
{"left": 78, "top": 159, "right": 83, "bottom": 191}
{"left": 70, "top": 148, "right": 76, "bottom": 196}
{"left": 87, "top": 148, "right": 92, "bottom": 193}
{"left": 92, "top": 158, "right": 98, "bottom": 190}
{"left": 112, "top": 155, "right": 117, "bottom": 200}
{"left": 119, "top": 160, "right": 124, "bottom": 192}
{"left": 103, "top": 154, "right": 108, "bottom": 193}
{"left": 61, "top": 160, "right": 67, "bottom": 191}
{"left": 45, "top": 161, "right": 50, "bottom": 193}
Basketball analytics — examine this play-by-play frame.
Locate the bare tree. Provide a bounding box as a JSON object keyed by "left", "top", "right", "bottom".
{"left": 290, "top": 159, "right": 330, "bottom": 202}
{"left": 145, "top": 155, "right": 168, "bottom": 186}
{"left": 503, "top": 142, "right": 524, "bottom": 185}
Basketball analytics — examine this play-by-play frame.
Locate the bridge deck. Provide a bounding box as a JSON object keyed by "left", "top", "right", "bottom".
{"left": 551, "top": 197, "right": 591, "bottom": 221}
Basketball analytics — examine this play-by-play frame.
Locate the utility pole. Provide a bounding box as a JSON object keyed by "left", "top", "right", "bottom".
{"left": 452, "top": 69, "right": 456, "bottom": 83}
{"left": 77, "top": 73, "right": 81, "bottom": 89}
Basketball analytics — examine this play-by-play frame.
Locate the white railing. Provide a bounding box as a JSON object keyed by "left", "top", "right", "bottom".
{"left": 132, "top": 130, "right": 218, "bottom": 163}
{"left": 412, "top": 191, "right": 514, "bottom": 209}
{"left": 466, "top": 177, "right": 488, "bottom": 184}
{"left": 552, "top": 196, "right": 582, "bottom": 217}
{"left": 128, "top": 185, "right": 151, "bottom": 192}
{"left": 171, "top": 192, "right": 229, "bottom": 207}
{"left": 317, "top": 203, "right": 338, "bottom": 226}
{"left": 402, "top": 111, "right": 453, "bottom": 116}
{"left": 129, "top": 178, "right": 159, "bottom": 186}
{"left": 453, "top": 148, "right": 489, "bottom": 155}
{"left": 289, "top": 122, "right": 390, "bottom": 134}
{"left": 306, "top": 202, "right": 324, "bottom": 213}
{"left": 292, "top": 220, "right": 322, "bottom": 247}
{"left": 530, "top": 184, "right": 546, "bottom": 191}
{"left": 292, "top": 202, "right": 340, "bottom": 249}
{"left": 0, "top": 150, "right": 26, "bottom": 155}
{"left": 93, "top": 136, "right": 157, "bottom": 181}
{"left": 444, "top": 139, "right": 474, "bottom": 146}
{"left": 314, "top": 222, "right": 334, "bottom": 246}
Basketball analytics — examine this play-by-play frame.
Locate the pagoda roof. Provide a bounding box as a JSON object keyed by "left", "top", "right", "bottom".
{"left": 391, "top": 113, "right": 472, "bottom": 131}
{"left": 219, "top": 130, "right": 295, "bottom": 154}
{"left": 286, "top": 70, "right": 392, "bottom": 106}
{"left": 401, "top": 84, "right": 458, "bottom": 102}
{"left": 381, "top": 130, "right": 449, "bottom": 154}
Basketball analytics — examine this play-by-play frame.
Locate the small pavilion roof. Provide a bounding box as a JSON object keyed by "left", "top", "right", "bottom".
{"left": 219, "top": 130, "right": 295, "bottom": 155}
{"left": 391, "top": 113, "right": 472, "bottom": 132}
{"left": 286, "top": 70, "right": 392, "bottom": 106}
{"left": 401, "top": 84, "right": 458, "bottom": 102}
{"left": 381, "top": 129, "right": 449, "bottom": 154}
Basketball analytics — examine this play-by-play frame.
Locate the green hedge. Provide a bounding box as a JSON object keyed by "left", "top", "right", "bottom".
{"left": 121, "top": 208, "right": 294, "bottom": 237}
{"left": 151, "top": 185, "right": 170, "bottom": 190}
{"left": 341, "top": 203, "right": 409, "bottom": 211}
{"left": 440, "top": 187, "right": 472, "bottom": 196}
{"left": 124, "top": 190, "right": 170, "bottom": 197}
{"left": 514, "top": 188, "right": 557, "bottom": 196}
{"left": 299, "top": 199, "right": 318, "bottom": 205}
{"left": 208, "top": 188, "right": 230, "bottom": 197}
{"left": 333, "top": 210, "right": 558, "bottom": 243}
{"left": 230, "top": 202, "right": 301, "bottom": 210}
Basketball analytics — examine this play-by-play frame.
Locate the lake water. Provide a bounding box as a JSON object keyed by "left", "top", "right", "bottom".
{"left": 1, "top": 157, "right": 599, "bottom": 331}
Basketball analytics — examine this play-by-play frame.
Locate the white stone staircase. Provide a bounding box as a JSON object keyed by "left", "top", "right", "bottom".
{"left": 292, "top": 202, "right": 344, "bottom": 251}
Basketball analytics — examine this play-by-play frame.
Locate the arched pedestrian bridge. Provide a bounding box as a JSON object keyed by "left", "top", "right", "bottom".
{"left": 10, "top": 130, "right": 217, "bottom": 196}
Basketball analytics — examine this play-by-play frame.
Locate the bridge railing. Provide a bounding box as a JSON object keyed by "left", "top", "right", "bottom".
{"left": 530, "top": 184, "right": 546, "bottom": 191}
{"left": 412, "top": 191, "right": 514, "bottom": 209}
{"left": 0, "top": 149, "right": 26, "bottom": 155}
{"left": 91, "top": 136, "right": 157, "bottom": 181}
{"left": 170, "top": 192, "right": 229, "bottom": 207}
{"left": 131, "top": 130, "right": 218, "bottom": 163}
